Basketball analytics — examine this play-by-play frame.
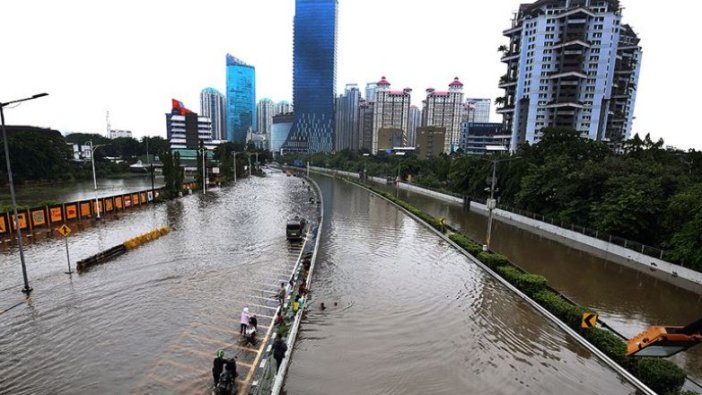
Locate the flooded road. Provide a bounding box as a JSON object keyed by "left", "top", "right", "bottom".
{"left": 285, "top": 176, "right": 636, "bottom": 395}
{"left": 373, "top": 181, "right": 702, "bottom": 382}
{"left": 0, "top": 170, "right": 317, "bottom": 394}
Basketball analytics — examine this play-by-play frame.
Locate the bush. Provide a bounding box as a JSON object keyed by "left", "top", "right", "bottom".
{"left": 584, "top": 328, "right": 630, "bottom": 368}
{"left": 496, "top": 265, "right": 548, "bottom": 297}
{"left": 449, "top": 234, "right": 483, "bottom": 256}
{"left": 634, "top": 358, "right": 687, "bottom": 395}
{"left": 533, "top": 289, "right": 588, "bottom": 328}
{"left": 477, "top": 251, "right": 510, "bottom": 270}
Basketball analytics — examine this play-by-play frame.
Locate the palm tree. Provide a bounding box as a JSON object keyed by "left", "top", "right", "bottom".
{"left": 497, "top": 45, "right": 508, "bottom": 53}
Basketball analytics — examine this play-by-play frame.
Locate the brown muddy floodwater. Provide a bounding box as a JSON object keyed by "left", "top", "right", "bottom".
{"left": 284, "top": 176, "right": 636, "bottom": 395}
{"left": 372, "top": 181, "right": 702, "bottom": 384}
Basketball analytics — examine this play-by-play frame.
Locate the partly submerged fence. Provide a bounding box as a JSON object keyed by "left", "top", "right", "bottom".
{"left": 0, "top": 182, "right": 199, "bottom": 241}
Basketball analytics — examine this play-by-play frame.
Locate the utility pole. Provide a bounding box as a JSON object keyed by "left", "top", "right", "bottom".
{"left": 201, "top": 147, "right": 207, "bottom": 194}
{"left": 485, "top": 159, "right": 498, "bottom": 250}
{"left": 254, "top": 152, "right": 259, "bottom": 175}
{"left": 248, "top": 155, "right": 252, "bottom": 177}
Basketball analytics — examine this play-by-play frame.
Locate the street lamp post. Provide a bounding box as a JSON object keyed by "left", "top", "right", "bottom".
{"left": 199, "top": 146, "right": 207, "bottom": 194}
{"left": 146, "top": 137, "right": 155, "bottom": 199}
{"left": 86, "top": 140, "right": 103, "bottom": 219}
{"left": 483, "top": 155, "right": 520, "bottom": 251}
{"left": 232, "top": 152, "right": 238, "bottom": 184}
{"left": 1, "top": 92, "right": 49, "bottom": 295}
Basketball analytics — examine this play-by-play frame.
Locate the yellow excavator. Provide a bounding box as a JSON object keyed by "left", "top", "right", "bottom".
{"left": 627, "top": 317, "right": 702, "bottom": 357}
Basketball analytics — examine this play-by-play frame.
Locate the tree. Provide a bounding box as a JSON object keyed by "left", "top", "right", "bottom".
{"left": 663, "top": 184, "right": 702, "bottom": 270}
{"left": 0, "top": 127, "right": 73, "bottom": 185}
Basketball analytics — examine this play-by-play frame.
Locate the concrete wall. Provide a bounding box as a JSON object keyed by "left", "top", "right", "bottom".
{"left": 310, "top": 166, "right": 702, "bottom": 294}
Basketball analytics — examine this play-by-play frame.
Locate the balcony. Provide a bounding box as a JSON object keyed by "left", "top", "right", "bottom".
{"left": 503, "top": 25, "right": 522, "bottom": 36}
{"left": 496, "top": 105, "right": 515, "bottom": 114}
{"left": 498, "top": 76, "right": 518, "bottom": 88}
{"left": 500, "top": 52, "right": 520, "bottom": 63}
{"left": 549, "top": 69, "right": 587, "bottom": 80}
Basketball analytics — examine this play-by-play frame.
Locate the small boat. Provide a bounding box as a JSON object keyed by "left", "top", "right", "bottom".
{"left": 286, "top": 216, "right": 307, "bottom": 241}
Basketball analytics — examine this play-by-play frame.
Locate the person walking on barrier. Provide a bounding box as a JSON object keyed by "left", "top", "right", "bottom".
{"left": 212, "top": 350, "right": 225, "bottom": 386}
{"left": 276, "top": 282, "right": 286, "bottom": 305}
{"left": 240, "top": 307, "right": 250, "bottom": 334}
{"left": 273, "top": 337, "right": 288, "bottom": 373}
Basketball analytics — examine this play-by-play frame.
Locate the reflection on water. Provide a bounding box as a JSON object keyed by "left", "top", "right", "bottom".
{"left": 284, "top": 176, "right": 635, "bottom": 395}
{"left": 374, "top": 182, "right": 702, "bottom": 382}
{"left": 0, "top": 176, "right": 166, "bottom": 207}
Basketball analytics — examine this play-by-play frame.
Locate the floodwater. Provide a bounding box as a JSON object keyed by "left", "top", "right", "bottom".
{"left": 373, "top": 181, "right": 702, "bottom": 383}
{"left": 0, "top": 176, "right": 165, "bottom": 207}
{"left": 285, "top": 176, "right": 636, "bottom": 395}
{"left": 0, "top": 170, "right": 317, "bottom": 394}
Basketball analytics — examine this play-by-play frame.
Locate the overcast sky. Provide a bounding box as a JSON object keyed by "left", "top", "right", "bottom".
{"left": 2, "top": 0, "right": 700, "bottom": 150}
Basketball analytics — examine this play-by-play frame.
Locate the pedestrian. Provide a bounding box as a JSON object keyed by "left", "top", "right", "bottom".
{"left": 249, "top": 314, "right": 258, "bottom": 330}
{"left": 272, "top": 337, "right": 288, "bottom": 373}
{"left": 240, "top": 307, "right": 250, "bottom": 334}
{"left": 212, "top": 350, "right": 225, "bottom": 386}
{"left": 298, "top": 295, "right": 305, "bottom": 310}
{"left": 276, "top": 282, "right": 286, "bottom": 305}
{"left": 298, "top": 281, "right": 306, "bottom": 296}
{"left": 320, "top": 302, "right": 326, "bottom": 310}
{"left": 274, "top": 311, "right": 284, "bottom": 326}
{"left": 292, "top": 296, "right": 300, "bottom": 313}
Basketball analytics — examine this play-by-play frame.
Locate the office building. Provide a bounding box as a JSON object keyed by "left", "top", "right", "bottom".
{"left": 334, "top": 84, "right": 361, "bottom": 152}
{"left": 282, "top": 0, "right": 338, "bottom": 153}
{"left": 498, "top": 0, "right": 642, "bottom": 151}
{"left": 166, "top": 99, "right": 215, "bottom": 151}
{"left": 276, "top": 100, "right": 293, "bottom": 116}
{"left": 226, "top": 54, "right": 256, "bottom": 143}
{"left": 365, "top": 82, "right": 378, "bottom": 103}
{"left": 422, "top": 77, "right": 465, "bottom": 153}
{"left": 460, "top": 122, "right": 511, "bottom": 155}
{"left": 408, "top": 106, "right": 421, "bottom": 147}
{"left": 464, "top": 98, "right": 491, "bottom": 123}
{"left": 415, "top": 126, "right": 447, "bottom": 159}
{"left": 271, "top": 113, "right": 295, "bottom": 154}
{"left": 257, "top": 98, "right": 275, "bottom": 149}
{"left": 109, "top": 129, "right": 132, "bottom": 139}
{"left": 359, "top": 100, "right": 374, "bottom": 151}
{"left": 200, "top": 87, "right": 226, "bottom": 140}
{"left": 371, "top": 77, "right": 411, "bottom": 153}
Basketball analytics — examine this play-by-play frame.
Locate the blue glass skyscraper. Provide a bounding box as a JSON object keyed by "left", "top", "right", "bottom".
{"left": 283, "top": 0, "right": 338, "bottom": 153}
{"left": 226, "top": 54, "right": 256, "bottom": 143}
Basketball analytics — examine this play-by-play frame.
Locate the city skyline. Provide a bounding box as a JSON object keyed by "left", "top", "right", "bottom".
{"left": 2, "top": 0, "right": 701, "bottom": 149}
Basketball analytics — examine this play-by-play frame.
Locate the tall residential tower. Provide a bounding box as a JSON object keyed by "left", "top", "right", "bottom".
{"left": 334, "top": 84, "right": 361, "bottom": 152}
{"left": 422, "top": 77, "right": 465, "bottom": 153}
{"left": 200, "top": 87, "right": 226, "bottom": 141}
{"left": 282, "top": 0, "right": 338, "bottom": 153}
{"left": 498, "top": 0, "right": 641, "bottom": 151}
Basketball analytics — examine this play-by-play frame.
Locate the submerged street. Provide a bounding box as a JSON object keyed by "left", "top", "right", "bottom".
{"left": 0, "top": 170, "right": 655, "bottom": 394}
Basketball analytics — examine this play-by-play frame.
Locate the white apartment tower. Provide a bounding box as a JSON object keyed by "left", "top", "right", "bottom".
{"left": 422, "top": 77, "right": 465, "bottom": 153}
{"left": 200, "top": 88, "right": 226, "bottom": 141}
{"left": 257, "top": 98, "right": 275, "bottom": 149}
{"left": 371, "top": 77, "right": 412, "bottom": 153}
{"left": 498, "top": 0, "right": 642, "bottom": 151}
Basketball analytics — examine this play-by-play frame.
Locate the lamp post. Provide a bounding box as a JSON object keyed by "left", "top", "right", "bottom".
{"left": 1, "top": 92, "right": 49, "bottom": 295}
{"left": 145, "top": 137, "right": 155, "bottom": 199}
{"left": 482, "top": 155, "right": 520, "bottom": 251}
{"left": 232, "top": 152, "right": 238, "bottom": 184}
{"left": 198, "top": 146, "right": 207, "bottom": 194}
{"left": 85, "top": 140, "right": 104, "bottom": 219}
{"left": 362, "top": 153, "right": 370, "bottom": 182}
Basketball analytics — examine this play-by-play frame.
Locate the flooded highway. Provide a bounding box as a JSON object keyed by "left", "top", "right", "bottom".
{"left": 372, "top": 180, "right": 702, "bottom": 383}
{"left": 0, "top": 170, "right": 317, "bottom": 394}
{"left": 285, "top": 175, "right": 636, "bottom": 395}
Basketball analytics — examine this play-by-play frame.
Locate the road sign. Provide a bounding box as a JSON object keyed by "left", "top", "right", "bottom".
{"left": 582, "top": 312, "right": 598, "bottom": 329}
{"left": 57, "top": 224, "right": 71, "bottom": 237}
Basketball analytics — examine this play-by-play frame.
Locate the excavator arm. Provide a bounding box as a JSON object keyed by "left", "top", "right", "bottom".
{"left": 627, "top": 317, "right": 702, "bottom": 357}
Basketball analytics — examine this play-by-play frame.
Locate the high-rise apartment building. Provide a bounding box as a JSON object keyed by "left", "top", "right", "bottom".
{"left": 463, "top": 98, "right": 491, "bottom": 123}
{"left": 422, "top": 77, "right": 465, "bottom": 153}
{"left": 257, "top": 98, "right": 275, "bottom": 149}
{"left": 226, "top": 54, "right": 256, "bottom": 143}
{"left": 200, "top": 87, "right": 226, "bottom": 141}
{"left": 283, "top": 0, "right": 338, "bottom": 153}
{"left": 371, "top": 77, "right": 411, "bottom": 153}
{"left": 498, "top": 0, "right": 642, "bottom": 151}
{"left": 334, "top": 84, "right": 361, "bottom": 152}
